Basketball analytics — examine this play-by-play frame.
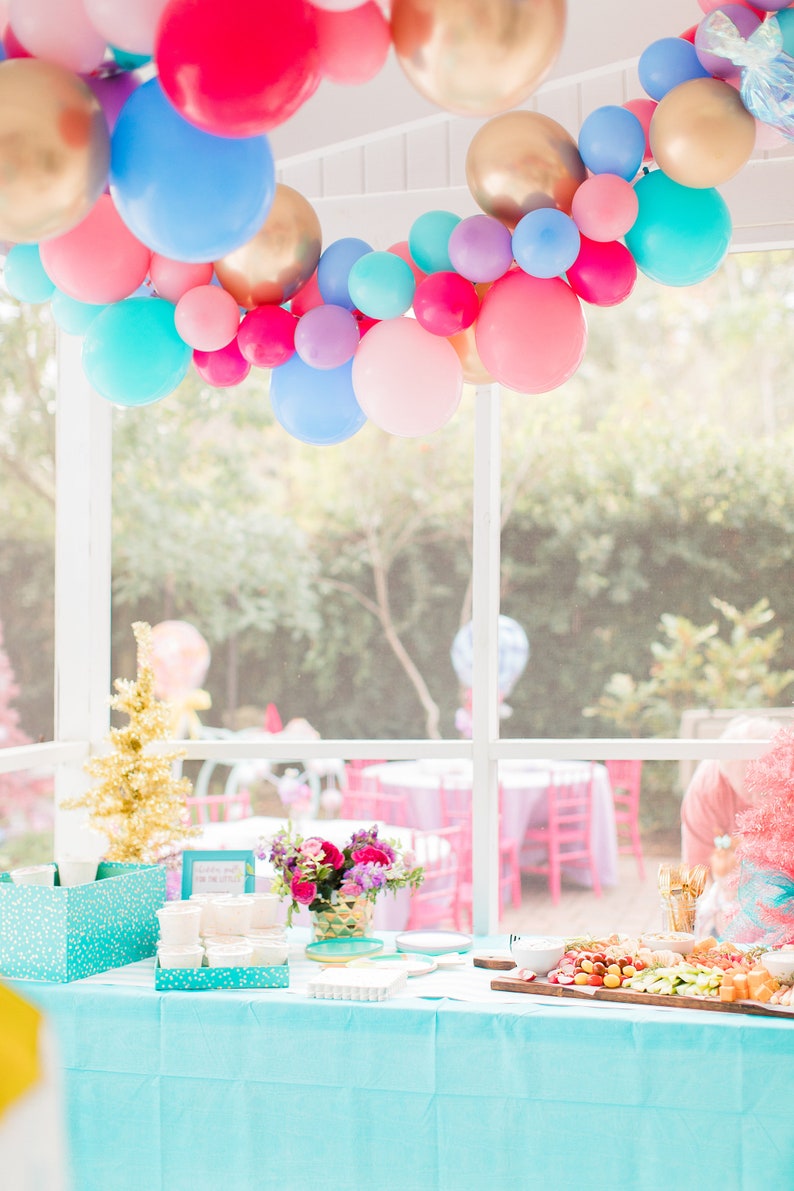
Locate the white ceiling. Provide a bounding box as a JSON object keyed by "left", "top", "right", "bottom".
{"left": 269, "top": 0, "right": 794, "bottom": 253}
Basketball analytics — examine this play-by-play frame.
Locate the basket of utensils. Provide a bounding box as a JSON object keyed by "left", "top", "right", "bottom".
{"left": 658, "top": 863, "right": 709, "bottom": 933}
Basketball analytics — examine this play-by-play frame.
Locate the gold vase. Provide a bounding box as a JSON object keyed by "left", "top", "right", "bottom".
{"left": 310, "top": 895, "right": 374, "bottom": 941}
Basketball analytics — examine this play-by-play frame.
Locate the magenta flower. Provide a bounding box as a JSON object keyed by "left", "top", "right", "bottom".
{"left": 352, "top": 845, "right": 391, "bottom": 867}
{"left": 291, "top": 875, "right": 317, "bottom": 905}
{"left": 320, "top": 840, "right": 345, "bottom": 869}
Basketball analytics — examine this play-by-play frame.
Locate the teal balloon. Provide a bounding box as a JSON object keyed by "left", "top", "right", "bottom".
{"left": 83, "top": 297, "right": 192, "bottom": 406}
{"left": 776, "top": 9, "right": 794, "bottom": 57}
{"left": 270, "top": 355, "right": 366, "bottom": 445}
{"left": 409, "top": 210, "right": 461, "bottom": 274}
{"left": 348, "top": 251, "right": 415, "bottom": 319}
{"left": 624, "top": 170, "right": 731, "bottom": 287}
{"left": 110, "top": 46, "right": 153, "bottom": 71}
{"left": 51, "top": 290, "right": 106, "bottom": 336}
{"left": 4, "top": 245, "right": 54, "bottom": 304}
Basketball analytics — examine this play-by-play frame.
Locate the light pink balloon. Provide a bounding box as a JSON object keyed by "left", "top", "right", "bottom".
{"left": 352, "top": 317, "right": 463, "bottom": 437}
{"left": 150, "top": 255, "right": 214, "bottom": 303}
{"left": 9, "top": 0, "right": 106, "bottom": 72}
{"left": 175, "top": 284, "right": 240, "bottom": 351}
{"left": 193, "top": 339, "right": 251, "bottom": 387}
{"left": 84, "top": 0, "right": 170, "bottom": 55}
{"left": 40, "top": 194, "right": 151, "bottom": 304}
{"left": 571, "top": 174, "right": 639, "bottom": 242}
{"left": 308, "top": 0, "right": 369, "bottom": 9}
{"left": 295, "top": 304, "right": 360, "bottom": 369}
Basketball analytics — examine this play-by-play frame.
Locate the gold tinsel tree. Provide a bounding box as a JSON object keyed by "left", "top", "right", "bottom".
{"left": 65, "top": 622, "right": 199, "bottom": 863}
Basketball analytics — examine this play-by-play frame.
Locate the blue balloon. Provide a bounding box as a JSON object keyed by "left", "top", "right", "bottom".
{"left": 4, "top": 245, "right": 54, "bottom": 304}
{"left": 270, "top": 355, "right": 367, "bottom": 445}
{"left": 83, "top": 297, "right": 192, "bottom": 406}
{"left": 624, "top": 170, "right": 731, "bottom": 287}
{"left": 577, "top": 106, "right": 646, "bottom": 181}
{"left": 638, "top": 37, "right": 709, "bottom": 102}
{"left": 51, "top": 290, "right": 106, "bottom": 336}
{"left": 512, "top": 209, "right": 581, "bottom": 279}
{"left": 348, "top": 251, "right": 415, "bottom": 319}
{"left": 409, "top": 210, "right": 461, "bottom": 274}
{"left": 110, "top": 79, "right": 275, "bottom": 262}
{"left": 317, "top": 238, "right": 372, "bottom": 310}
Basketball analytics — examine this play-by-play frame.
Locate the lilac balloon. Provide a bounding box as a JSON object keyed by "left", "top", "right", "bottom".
{"left": 84, "top": 70, "right": 139, "bottom": 133}
{"left": 295, "top": 304, "right": 360, "bottom": 370}
{"left": 695, "top": 6, "right": 762, "bottom": 78}
{"left": 448, "top": 215, "right": 514, "bottom": 283}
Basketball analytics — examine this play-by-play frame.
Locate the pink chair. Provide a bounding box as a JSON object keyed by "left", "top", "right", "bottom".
{"left": 521, "top": 764, "right": 602, "bottom": 905}
{"left": 340, "top": 764, "right": 409, "bottom": 825}
{"left": 438, "top": 780, "right": 522, "bottom": 927}
{"left": 405, "top": 824, "right": 464, "bottom": 930}
{"left": 605, "top": 759, "right": 645, "bottom": 879}
{"left": 186, "top": 788, "right": 252, "bottom": 826}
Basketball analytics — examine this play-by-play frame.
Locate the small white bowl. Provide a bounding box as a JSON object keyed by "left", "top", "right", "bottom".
{"left": 640, "top": 932, "right": 696, "bottom": 955}
{"left": 509, "top": 935, "right": 565, "bottom": 975}
{"left": 10, "top": 864, "right": 56, "bottom": 887}
{"left": 760, "top": 948, "right": 794, "bottom": 983}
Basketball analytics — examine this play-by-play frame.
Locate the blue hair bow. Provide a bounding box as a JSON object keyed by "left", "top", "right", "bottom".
{"left": 697, "top": 11, "right": 794, "bottom": 142}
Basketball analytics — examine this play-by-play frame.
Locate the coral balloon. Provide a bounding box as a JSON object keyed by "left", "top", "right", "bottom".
{"left": 352, "top": 318, "right": 463, "bottom": 437}
{"left": 213, "top": 184, "right": 321, "bottom": 309}
{"left": 83, "top": 297, "right": 192, "bottom": 406}
{"left": 175, "top": 284, "right": 240, "bottom": 351}
{"left": 9, "top": 0, "right": 106, "bottom": 73}
{"left": 387, "top": 241, "right": 426, "bottom": 285}
{"left": 622, "top": 98, "right": 657, "bottom": 163}
{"left": 391, "top": 0, "right": 565, "bottom": 117}
{"left": 84, "top": 0, "right": 170, "bottom": 56}
{"left": 156, "top": 0, "right": 320, "bottom": 136}
{"left": 40, "top": 194, "right": 151, "bottom": 304}
{"left": 625, "top": 169, "right": 732, "bottom": 286}
{"left": 466, "top": 111, "right": 587, "bottom": 231}
{"left": 475, "top": 270, "right": 586, "bottom": 394}
{"left": 448, "top": 215, "right": 513, "bottom": 283}
{"left": 650, "top": 77, "right": 755, "bottom": 189}
{"left": 290, "top": 270, "right": 324, "bottom": 316}
{"left": 571, "top": 175, "right": 639, "bottom": 242}
{"left": 566, "top": 236, "right": 637, "bottom": 307}
{"left": 270, "top": 355, "right": 366, "bottom": 446}
{"left": 0, "top": 59, "right": 109, "bottom": 243}
{"left": 150, "top": 256, "right": 214, "bottom": 304}
{"left": 316, "top": 1, "right": 390, "bottom": 85}
{"left": 295, "top": 304, "right": 359, "bottom": 369}
{"left": 193, "top": 339, "right": 251, "bottom": 388}
{"left": 237, "top": 304, "right": 297, "bottom": 367}
{"left": 413, "top": 272, "right": 479, "bottom": 336}
{"left": 447, "top": 323, "right": 494, "bottom": 385}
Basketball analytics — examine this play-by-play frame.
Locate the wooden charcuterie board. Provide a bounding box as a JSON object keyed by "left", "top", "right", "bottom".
{"left": 490, "top": 976, "right": 794, "bottom": 1019}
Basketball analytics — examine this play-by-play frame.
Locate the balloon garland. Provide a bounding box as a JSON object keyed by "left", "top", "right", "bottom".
{"left": 1, "top": 0, "right": 793, "bottom": 445}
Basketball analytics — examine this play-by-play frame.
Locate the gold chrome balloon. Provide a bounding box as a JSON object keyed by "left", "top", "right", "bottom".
{"left": 391, "top": 0, "right": 566, "bottom": 117}
{"left": 214, "top": 184, "right": 322, "bottom": 309}
{"left": 466, "top": 110, "right": 586, "bottom": 230}
{"left": 0, "top": 59, "right": 109, "bottom": 243}
{"left": 448, "top": 322, "right": 494, "bottom": 385}
{"left": 649, "top": 78, "right": 756, "bottom": 190}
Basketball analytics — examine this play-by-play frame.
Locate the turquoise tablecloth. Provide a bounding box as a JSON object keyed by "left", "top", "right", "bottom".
{"left": 12, "top": 937, "right": 794, "bottom": 1191}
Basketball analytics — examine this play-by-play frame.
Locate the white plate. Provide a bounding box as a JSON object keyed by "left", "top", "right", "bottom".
{"left": 349, "top": 953, "right": 438, "bottom": 977}
{"left": 395, "top": 930, "right": 473, "bottom": 956}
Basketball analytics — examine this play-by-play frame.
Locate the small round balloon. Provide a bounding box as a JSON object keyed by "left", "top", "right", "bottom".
{"left": 695, "top": 6, "right": 762, "bottom": 78}
{"left": 466, "top": 111, "right": 587, "bottom": 230}
{"left": 650, "top": 77, "right": 756, "bottom": 189}
{"left": 270, "top": 354, "right": 367, "bottom": 446}
{"left": 448, "top": 215, "right": 514, "bottom": 283}
{"left": 624, "top": 169, "right": 732, "bottom": 286}
{"left": 408, "top": 210, "right": 461, "bottom": 274}
{"left": 84, "top": 0, "right": 171, "bottom": 56}
{"left": 347, "top": 251, "right": 416, "bottom": 320}
{"left": 237, "top": 305, "right": 297, "bottom": 367}
{"left": 83, "top": 297, "right": 192, "bottom": 406}
{"left": 317, "top": 237, "right": 372, "bottom": 309}
{"left": 571, "top": 174, "right": 639, "bottom": 242}
{"left": 294, "top": 304, "right": 360, "bottom": 369}
{"left": 512, "top": 208, "right": 581, "bottom": 279}
{"left": 193, "top": 339, "right": 251, "bottom": 387}
{"left": 10, "top": 0, "right": 106, "bottom": 73}
{"left": 566, "top": 236, "right": 637, "bottom": 307}
{"left": 391, "top": 0, "right": 565, "bottom": 117}
{"left": 150, "top": 256, "right": 214, "bottom": 304}
{"left": 3, "top": 244, "right": 54, "bottom": 304}
{"left": 577, "top": 105, "right": 646, "bottom": 182}
{"left": 175, "top": 285, "right": 241, "bottom": 351}
{"left": 638, "top": 37, "right": 710, "bottom": 101}
{"left": 316, "top": 1, "right": 390, "bottom": 85}
{"left": 450, "top": 615, "right": 530, "bottom": 696}
{"left": 40, "top": 194, "right": 151, "bottom": 305}
{"left": 413, "top": 272, "right": 479, "bottom": 336}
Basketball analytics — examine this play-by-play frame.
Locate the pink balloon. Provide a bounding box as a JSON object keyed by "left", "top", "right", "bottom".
{"left": 316, "top": 1, "right": 390, "bottom": 85}
{"left": 352, "top": 318, "right": 463, "bottom": 437}
{"left": 413, "top": 271, "right": 479, "bottom": 336}
{"left": 571, "top": 174, "right": 639, "bottom": 242}
{"left": 448, "top": 215, "right": 513, "bottom": 283}
{"left": 175, "top": 284, "right": 240, "bottom": 351}
{"left": 84, "top": 0, "right": 170, "bottom": 55}
{"left": 3, "top": 24, "right": 32, "bottom": 56}
{"left": 9, "top": 0, "right": 106, "bottom": 72}
{"left": 150, "top": 255, "right": 214, "bottom": 303}
{"left": 309, "top": 0, "right": 369, "bottom": 8}
{"left": 295, "top": 303, "right": 359, "bottom": 368}
{"left": 193, "top": 339, "right": 251, "bottom": 387}
{"left": 566, "top": 236, "right": 637, "bottom": 307}
{"left": 84, "top": 71, "right": 139, "bottom": 135}
{"left": 475, "top": 271, "right": 587, "bottom": 394}
{"left": 290, "top": 270, "right": 324, "bottom": 316}
{"left": 238, "top": 305, "right": 297, "bottom": 367}
{"left": 387, "top": 241, "right": 426, "bottom": 286}
{"left": 698, "top": 0, "right": 763, "bottom": 10}
{"left": 40, "top": 195, "right": 151, "bottom": 304}
{"left": 622, "top": 98, "right": 657, "bottom": 163}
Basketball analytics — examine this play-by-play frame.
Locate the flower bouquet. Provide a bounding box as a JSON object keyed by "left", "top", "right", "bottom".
{"left": 259, "top": 824, "right": 424, "bottom": 935}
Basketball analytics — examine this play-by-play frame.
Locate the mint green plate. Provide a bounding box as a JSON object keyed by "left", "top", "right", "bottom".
{"left": 305, "top": 937, "right": 384, "bottom": 963}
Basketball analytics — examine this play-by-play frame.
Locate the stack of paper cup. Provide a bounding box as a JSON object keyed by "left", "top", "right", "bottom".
{"left": 156, "top": 902, "right": 202, "bottom": 946}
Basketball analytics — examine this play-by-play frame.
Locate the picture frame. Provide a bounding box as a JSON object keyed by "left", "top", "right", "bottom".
{"left": 180, "top": 850, "right": 256, "bottom": 899}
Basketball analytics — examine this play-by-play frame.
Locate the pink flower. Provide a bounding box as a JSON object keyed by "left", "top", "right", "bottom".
{"left": 320, "top": 840, "right": 345, "bottom": 869}
{"left": 291, "top": 875, "right": 317, "bottom": 905}
{"left": 300, "top": 838, "right": 324, "bottom": 857}
{"left": 352, "top": 845, "right": 391, "bottom": 867}
{"left": 402, "top": 849, "right": 416, "bottom": 870}
{"left": 339, "top": 880, "right": 363, "bottom": 897}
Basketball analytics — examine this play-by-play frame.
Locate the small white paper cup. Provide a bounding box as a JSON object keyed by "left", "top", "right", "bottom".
{"left": 156, "top": 902, "right": 202, "bottom": 945}
{"left": 203, "top": 934, "right": 247, "bottom": 950}
{"left": 56, "top": 859, "right": 98, "bottom": 888}
{"left": 246, "top": 937, "right": 288, "bottom": 966}
{"left": 10, "top": 864, "right": 56, "bottom": 887}
{"left": 212, "top": 896, "right": 254, "bottom": 935}
{"left": 157, "top": 944, "right": 204, "bottom": 970}
{"left": 244, "top": 892, "right": 280, "bottom": 928}
{"left": 189, "top": 894, "right": 220, "bottom": 935}
{"left": 206, "top": 942, "right": 253, "bottom": 968}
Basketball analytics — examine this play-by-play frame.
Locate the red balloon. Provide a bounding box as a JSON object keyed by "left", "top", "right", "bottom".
{"left": 156, "top": 0, "right": 320, "bottom": 136}
{"left": 679, "top": 24, "right": 698, "bottom": 43}
{"left": 566, "top": 236, "right": 637, "bottom": 307}
{"left": 316, "top": 1, "right": 390, "bottom": 85}
{"left": 354, "top": 309, "right": 380, "bottom": 337}
{"left": 193, "top": 338, "right": 251, "bottom": 386}
{"left": 413, "top": 271, "right": 479, "bottom": 336}
{"left": 623, "top": 98, "right": 657, "bottom": 163}
{"left": 238, "top": 305, "right": 297, "bottom": 367}
{"left": 290, "top": 270, "right": 324, "bottom": 317}
{"left": 4, "top": 26, "right": 33, "bottom": 58}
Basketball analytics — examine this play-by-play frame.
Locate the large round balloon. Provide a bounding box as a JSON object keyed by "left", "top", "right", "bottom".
{"left": 624, "top": 169, "right": 732, "bottom": 286}
{"left": 156, "top": 0, "right": 320, "bottom": 136}
{"left": 352, "top": 317, "right": 463, "bottom": 437}
{"left": 83, "top": 297, "right": 192, "bottom": 406}
{"left": 110, "top": 78, "right": 275, "bottom": 263}
{"left": 391, "top": 0, "right": 565, "bottom": 117}
{"left": 85, "top": 0, "right": 170, "bottom": 56}
{"left": 650, "top": 77, "right": 755, "bottom": 189}
{"left": 316, "top": 1, "right": 390, "bottom": 85}
{"left": 0, "top": 59, "right": 109, "bottom": 243}
{"left": 40, "top": 194, "right": 151, "bottom": 304}
{"left": 270, "top": 354, "right": 367, "bottom": 445}
{"left": 10, "top": 0, "right": 107, "bottom": 73}
{"left": 450, "top": 615, "right": 530, "bottom": 696}
{"left": 466, "top": 111, "right": 587, "bottom": 230}
{"left": 3, "top": 244, "right": 54, "bottom": 304}
{"left": 51, "top": 289, "right": 106, "bottom": 336}
{"left": 475, "top": 270, "right": 587, "bottom": 394}
{"left": 213, "top": 184, "right": 321, "bottom": 308}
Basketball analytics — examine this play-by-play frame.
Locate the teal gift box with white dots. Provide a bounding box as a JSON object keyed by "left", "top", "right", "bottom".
{"left": 0, "top": 861, "right": 167, "bottom": 982}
